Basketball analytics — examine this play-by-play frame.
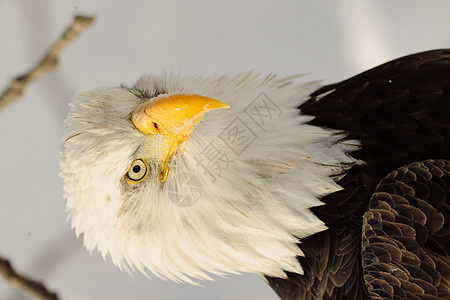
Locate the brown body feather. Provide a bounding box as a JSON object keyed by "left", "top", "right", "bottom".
{"left": 266, "top": 49, "right": 450, "bottom": 299}
{"left": 362, "top": 160, "right": 450, "bottom": 300}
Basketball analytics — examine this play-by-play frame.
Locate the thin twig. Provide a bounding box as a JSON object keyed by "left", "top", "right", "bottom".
{"left": 0, "top": 256, "right": 58, "bottom": 300}
{"left": 0, "top": 14, "right": 95, "bottom": 300}
{"left": 0, "top": 14, "right": 95, "bottom": 111}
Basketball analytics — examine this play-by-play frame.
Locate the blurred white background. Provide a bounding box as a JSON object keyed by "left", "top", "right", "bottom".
{"left": 0, "top": 1, "right": 449, "bottom": 299}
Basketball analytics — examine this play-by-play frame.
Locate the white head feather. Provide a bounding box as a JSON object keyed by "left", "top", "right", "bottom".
{"left": 59, "top": 72, "right": 358, "bottom": 283}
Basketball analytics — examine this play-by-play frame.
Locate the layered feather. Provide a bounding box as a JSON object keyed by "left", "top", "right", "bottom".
{"left": 60, "top": 72, "right": 358, "bottom": 282}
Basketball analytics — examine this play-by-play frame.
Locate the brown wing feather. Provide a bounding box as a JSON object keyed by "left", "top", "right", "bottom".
{"left": 362, "top": 160, "right": 450, "bottom": 300}
{"left": 266, "top": 49, "right": 450, "bottom": 299}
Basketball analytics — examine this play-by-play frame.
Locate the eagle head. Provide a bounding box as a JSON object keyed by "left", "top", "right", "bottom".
{"left": 59, "top": 73, "right": 356, "bottom": 282}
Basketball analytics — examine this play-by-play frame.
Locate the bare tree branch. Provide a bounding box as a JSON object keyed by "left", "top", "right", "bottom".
{"left": 0, "top": 256, "right": 58, "bottom": 300}
{"left": 0, "top": 14, "right": 95, "bottom": 111}
{"left": 0, "top": 14, "right": 96, "bottom": 300}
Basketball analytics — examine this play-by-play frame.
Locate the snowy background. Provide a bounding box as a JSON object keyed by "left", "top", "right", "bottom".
{"left": 0, "top": 1, "right": 449, "bottom": 299}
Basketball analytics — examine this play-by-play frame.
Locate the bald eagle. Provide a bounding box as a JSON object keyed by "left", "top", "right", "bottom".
{"left": 60, "top": 49, "right": 450, "bottom": 300}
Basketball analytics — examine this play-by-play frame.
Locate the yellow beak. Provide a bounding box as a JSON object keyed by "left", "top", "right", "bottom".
{"left": 131, "top": 93, "right": 230, "bottom": 182}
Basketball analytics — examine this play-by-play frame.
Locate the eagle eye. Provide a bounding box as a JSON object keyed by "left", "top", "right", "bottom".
{"left": 125, "top": 159, "right": 149, "bottom": 183}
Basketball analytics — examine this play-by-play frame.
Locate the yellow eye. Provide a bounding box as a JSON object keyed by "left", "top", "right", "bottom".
{"left": 125, "top": 159, "right": 149, "bottom": 184}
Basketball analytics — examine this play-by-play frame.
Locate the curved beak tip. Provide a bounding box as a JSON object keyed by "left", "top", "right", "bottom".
{"left": 131, "top": 93, "right": 229, "bottom": 182}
